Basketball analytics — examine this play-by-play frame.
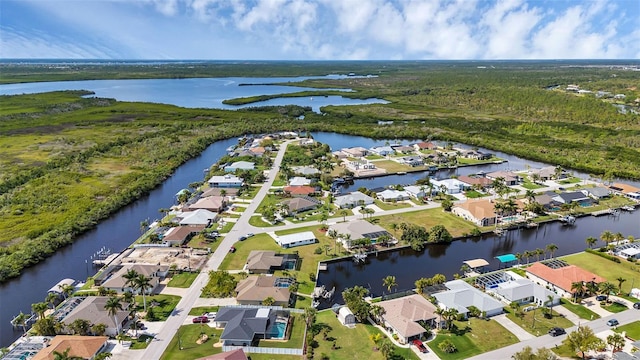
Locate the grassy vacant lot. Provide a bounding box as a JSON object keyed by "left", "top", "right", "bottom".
{"left": 189, "top": 306, "right": 219, "bottom": 316}
{"left": 373, "top": 199, "right": 412, "bottom": 211}
{"left": 313, "top": 310, "right": 419, "bottom": 360}
{"left": 562, "top": 252, "right": 640, "bottom": 295}
{"left": 134, "top": 294, "right": 181, "bottom": 321}
{"left": 430, "top": 318, "right": 519, "bottom": 360}
{"left": 160, "top": 324, "right": 224, "bottom": 360}
{"left": 504, "top": 306, "right": 574, "bottom": 336}
{"left": 375, "top": 208, "right": 477, "bottom": 237}
{"left": 218, "top": 226, "right": 342, "bottom": 294}
{"left": 167, "top": 272, "right": 198, "bottom": 288}
{"left": 614, "top": 321, "right": 640, "bottom": 340}
{"left": 373, "top": 159, "right": 420, "bottom": 173}
{"left": 560, "top": 299, "right": 600, "bottom": 320}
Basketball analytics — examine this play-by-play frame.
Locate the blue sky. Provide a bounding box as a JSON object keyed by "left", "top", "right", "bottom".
{"left": 1, "top": 0, "right": 639, "bottom": 60}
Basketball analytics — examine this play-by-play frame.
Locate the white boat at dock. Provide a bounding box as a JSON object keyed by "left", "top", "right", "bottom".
{"left": 560, "top": 215, "right": 576, "bottom": 225}
{"left": 621, "top": 205, "right": 635, "bottom": 211}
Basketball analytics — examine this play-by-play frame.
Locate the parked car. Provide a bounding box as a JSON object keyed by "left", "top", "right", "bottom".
{"left": 548, "top": 327, "right": 566, "bottom": 337}
{"left": 203, "top": 312, "right": 217, "bottom": 320}
{"left": 606, "top": 319, "right": 619, "bottom": 326}
{"left": 246, "top": 233, "right": 255, "bottom": 238}
{"left": 633, "top": 302, "right": 640, "bottom": 309}
{"left": 238, "top": 236, "right": 247, "bottom": 241}
{"left": 596, "top": 295, "right": 607, "bottom": 301}
{"left": 229, "top": 246, "right": 236, "bottom": 253}
{"left": 192, "top": 316, "right": 210, "bottom": 324}
{"left": 412, "top": 339, "right": 428, "bottom": 353}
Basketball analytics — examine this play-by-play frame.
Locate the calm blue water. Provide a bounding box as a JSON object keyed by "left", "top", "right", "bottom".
{"left": 0, "top": 76, "right": 388, "bottom": 113}
{"left": 270, "top": 321, "right": 287, "bottom": 339}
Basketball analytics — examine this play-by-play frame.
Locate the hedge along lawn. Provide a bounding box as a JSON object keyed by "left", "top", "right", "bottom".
{"left": 504, "top": 306, "right": 574, "bottom": 336}
{"left": 167, "top": 272, "right": 199, "bottom": 288}
{"left": 562, "top": 252, "right": 640, "bottom": 295}
{"left": 159, "top": 324, "right": 224, "bottom": 360}
{"left": 560, "top": 299, "right": 601, "bottom": 320}
{"left": 429, "top": 318, "right": 519, "bottom": 360}
{"left": 375, "top": 208, "right": 477, "bottom": 237}
{"left": 614, "top": 321, "right": 640, "bottom": 340}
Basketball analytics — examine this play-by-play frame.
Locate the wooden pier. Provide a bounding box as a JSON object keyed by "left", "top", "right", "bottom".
{"left": 591, "top": 209, "right": 614, "bottom": 216}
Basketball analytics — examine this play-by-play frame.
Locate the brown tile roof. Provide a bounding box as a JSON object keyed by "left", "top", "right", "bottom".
{"left": 61, "top": 297, "right": 130, "bottom": 331}
{"left": 526, "top": 263, "right": 606, "bottom": 293}
{"left": 32, "top": 335, "right": 108, "bottom": 360}
{"left": 196, "top": 349, "right": 249, "bottom": 360}
{"left": 415, "top": 141, "right": 436, "bottom": 149}
{"left": 189, "top": 196, "right": 226, "bottom": 211}
{"left": 377, "top": 294, "right": 437, "bottom": 338}
{"left": 249, "top": 146, "right": 266, "bottom": 155}
{"left": 235, "top": 276, "right": 290, "bottom": 303}
{"left": 101, "top": 263, "right": 168, "bottom": 289}
{"left": 281, "top": 197, "right": 320, "bottom": 212}
{"left": 283, "top": 185, "right": 317, "bottom": 195}
{"left": 458, "top": 175, "right": 492, "bottom": 187}
{"left": 454, "top": 199, "right": 497, "bottom": 220}
{"left": 202, "top": 188, "right": 238, "bottom": 198}
{"left": 246, "top": 251, "right": 283, "bottom": 272}
{"left": 163, "top": 225, "right": 206, "bottom": 242}
{"left": 609, "top": 183, "right": 640, "bottom": 194}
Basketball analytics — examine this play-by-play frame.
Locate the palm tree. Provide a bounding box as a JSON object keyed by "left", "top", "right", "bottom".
{"left": 607, "top": 333, "right": 626, "bottom": 352}
{"left": 523, "top": 250, "right": 532, "bottom": 265}
{"left": 92, "top": 323, "right": 107, "bottom": 336}
{"left": 599, "top": 282, "right": 617, "bottom": 302}
{"left": 340, "top": 209, "right": 348, "bottom": 222}
{"left": 546, "top": 243, "right": 558, "bottom": 259}
{"left": 382, "top": 275, "right": 397, "bottom": 293}
{"left": 304, "top": 307, "right": 317, "bottom": 330}
{"left": 121, "top": 291, "right": 134, "bottom": 306}
{"left": 535, "top": 248, "right": 544, "bottom": 262}
{"left": 525, "top": 189, "right": 536, "bottom": 202}
{"left": 515, "top": 252, "right": 523, "bottom": 265}
{"left": 32, "top": 302, "right": 49, "bottom": 320}
{"left": 104, "top": 296, "right": 123, "bottom": 334}
{"left": 545, "top": 295, "right": 556, "bottom": 318}
{"left": 435, "top": 307, "right": 446, "bottom": 329}
{"left": 69, "top": 318, "right": 91, "bottom": 336}
{"left": 123, "top": 269, "right": 140, "bottom": 293}
{"left": 134, "top": 275, "right": 153, "bottom": 312}
{"left": 370, "top": 305, "right": 386, "bottom": 324}
{"left": 571, "top": 281, "right": 585, "bottom": 303}
{"left": 600, "top": 230, "right": 615, "bottom": 246}
{"left": 585, "top": 236, "right": 597, "bottom": 249}
{"left": 59, "top": 283, "right": 75, "bottom": 299}
{"left": 52, "top": 347, "right": 83, "bottom": 360}
{"left": 616, "top": 277, "right": 626, "bottom": 294}
{"left": 389, "top": 223, "right": 398, "bottom": 239}
{"left": 444, "top": 308, "right": 459, "bottom": 330}
{"left": 46, "top": 292, "right": 58, "bottom": 310}
{"left": 379, "top": 339, "right": 393, "bottom": 359}
{"left": 262, "top": 297, "right": 275, "bottom": 306}
{"left": 14, "top": 312, "right": 28, "bottom": 334}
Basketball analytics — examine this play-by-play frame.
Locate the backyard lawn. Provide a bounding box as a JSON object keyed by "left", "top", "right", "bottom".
{"left": 256, "top": 314, "right": 305, "bottom": 349}
{"left": 429, "top": 318, "right": 519, "bottom": 360}
{"left": 560, "top": 299, "right": 601, "bottom": 320}
{"left": 373, "top": 160, "right": 418, "bottom": 173}
{"left": 134, "top": 294, "right": 181, "bottom": 321}
{"left": 375, "top": 208, "right": 477, "bottom": 237}
{"left": 167, "top": 272, "right": 198, "bottom": 288}
{"left": 313, "top": 310, "right": 419, "bottom": 360}
{"left": 562, "top": 252, "right": 640, "bottom": 295}
{"left": 160, "top": 324, "right": 224, "bottom": 360}
{"left": 374, "top": 199, "right": 412, "bottom": 211}
{"left": 614, "top": 321, "right": 640, "bottom": 340}
{"left": 504, "top": 306, "right": 574, "bottom": 336}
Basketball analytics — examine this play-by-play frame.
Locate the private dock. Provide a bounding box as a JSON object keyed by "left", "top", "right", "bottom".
{"left": 591, "top": 209, "right": 614, "bottom": 217}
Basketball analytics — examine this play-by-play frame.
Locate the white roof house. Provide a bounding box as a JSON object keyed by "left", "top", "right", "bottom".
{"left": 179, "top": 209, "right": 218, "bottom": 226}
{"left": 208, "top": 174, "right": 244, "bottom": 188}
{"left": 376, "top": 189, "right": 410, "bottom": 202}
{"left": 403, "top": 185, "right": 426, "bottom": 199}
{"left": 275, "top": 231, "right": 317, "bottom": 248}
{"left": 433, "top": 280, "right": 503, "bottom": 317}
{"left": 369, "top": 146, "right": 394, "bottom": 156}
{"left": 329, "top": 220, "right": 390, "bottom": 248}
{"left": 289, "top": 176, "right": 312, "bottom": 186}
{"left": 487, "top": 272, "right": 560, "bottom": 306}
{"left": 224, "top": 161, "right": 255, "bottom": 172}
{"left": 430, "top": 179, "right": 469, "bottom": 194}
{"left": 334, "top": 191, "right": 374, "bottom": 208}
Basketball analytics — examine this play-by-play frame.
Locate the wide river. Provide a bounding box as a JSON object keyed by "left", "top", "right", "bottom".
{"left": 0, "top": 83, "right": 638, "bottom": 346}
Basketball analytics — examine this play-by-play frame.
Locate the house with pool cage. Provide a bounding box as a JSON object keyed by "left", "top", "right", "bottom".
{"left": 235, "top": 276, "right": 293, "bottom": 307}
{"left": 214, "top": 306, "right": 292, "bottom": 347}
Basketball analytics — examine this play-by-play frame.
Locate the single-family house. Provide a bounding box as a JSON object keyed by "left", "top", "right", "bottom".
{"left": 235, "top": 276, "right": 291, "bottom": 306}
{"left": 345, "top": 159, "right": 376, "bottom": 171}
{"left": 101, "top": 263, "right": 169, "bottom": 294}
{"left": 458, "top": 175, "right": 492, "bottom": 189}
{"left": 376, "top": 294, "right": 437, "bottom": 344}
{"left": 552, "top": 191, "right": 592, "bottom": 205}
{"left": 414, "top": 141, "right": 437, "bottom": 151}
{"left": 32, "top": 335, "right": 109, "bottom": 360}
{"left": 430, "top": 178, "right": 469, "bottom": 194}
{"left": 581, "top": 187, "right": 611, "bottom": 200}
{"left": 59, "top": 297, "right": 131, "bottom": 337}
{"left": 485, "top": 271, "right": 560, "bottom": 306}
{"left": 486, "top": 171, "right": 521, "bottom": 186}
{"left": 202, "top": 187, "right": 239, "bottom": 198}
{"left": 289, "top": 176, "right": 312, "bottom": 186}
{"left": 452, "top": 199, "right": 498, "bottom": 226}
{"left": 370, "top": 146, "right": 394, "bottom": 156}
{"left": 162, "top": 225, "right": 206, "bottom": 246}
{"left": 525, "top": 262, "right": 606, "bottom": 298}
{"left": 188, "top": 196, "right": 227, "bottom": 212}
{"left": 399, "top": 156, "right": 423, "bottom": 167}
{"left": 245, "top": 251, "right": 288, "bottom": 274}
{"left": 48, "top": 278, "right": 75, "bottom": 297}
{"left": 299, "top": 138, "right": 315, "bottom": 146}
{"left": 293, "top": 165, "right": 319, "bottom": 176}
{"left": 195, "top": 349, "right": 249, "bottom": 360}
{"left": 462, "top": 150, "right": 492, "bottom": 160}
{"left": 214, "top": 307, "right": 282, "bottom": 346}
{"left": 376, "top": 189, "right": 410, "bottom": 202}
{"left": 609, "top": 183, "right": 640, "bottom": 200}
{"left": 341, "top": 147, "right": 368, "bottom": 158}
{"left": 614, "top": 243, "right": 640, "bottom": 260}
{"left": 280, "top": 197, "right": 321, "bottom": 215}
{"left": 433, "top": 280, "right": 503, "bottom": 318}
{"left": 334, "top": 191, "right": 374, "bottom": 208}
{"left": 283, "top": 185, "right": 317, "bottom": 196}
{"left": 224, "top": 161, "right": 255, "bottom": 172}
{"left": 527, "top": 166, "right": 566, "bottom": 181}
{"left": 179, "top": 209, "right": 218, "bottom": 226}
{"left": 249, "top": 147, "right": 266, "bottom": 156}
{"left": 332, "top": 150, "right": 347, "bottom": 159}
{"left": 403, "top": 185, "right": 426, "bottom": 199}
{"left": 532, "top": 194, "right": 559, "bottom": 210}
{"left": 392, "top": 145, "right": 414, "bottom": 154}
{"left": 275, "top": 231, "right": 317, "bottom": 248}
{"left": 208, "top": 174, "right": 244, "bottom": 188}
{"left": 329, "top": 220, "right": 391, "bottom": 248}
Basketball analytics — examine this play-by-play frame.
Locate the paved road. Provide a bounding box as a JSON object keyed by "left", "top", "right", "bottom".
{"left": 467, "top": 309, "right": 639, "bottom": 360}
{"left": 141, "top": 139, "right": 293, "bottom": 360}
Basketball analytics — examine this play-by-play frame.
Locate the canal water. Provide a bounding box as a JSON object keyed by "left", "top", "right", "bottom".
{"left": 0, "top": 137, "right": 237, "bottom": 346}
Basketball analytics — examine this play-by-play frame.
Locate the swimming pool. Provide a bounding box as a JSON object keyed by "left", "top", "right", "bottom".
{"left": 502, "top": 216, "right": 519, "bottom": 222}
{"left": 270, "top": 320, "right": 287, "bottom": 339}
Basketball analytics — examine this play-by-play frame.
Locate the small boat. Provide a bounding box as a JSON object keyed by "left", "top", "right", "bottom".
{"left": 353, "top": 253, "right": 367, "bottom": 263}
{"left": 311, "top": 300, "right": 320, "bottom": 308}
{"left": 525, "top": 222, "right": 539, "bottom": 228}
{"left": 621, "top": 205, "right": 635, "bottom": 211}
{"left": 560, "top": 215, "right": 576, "bottom": 225}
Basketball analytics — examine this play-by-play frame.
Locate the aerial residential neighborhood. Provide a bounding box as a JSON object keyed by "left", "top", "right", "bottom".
{"left": 5, "top": 133, "right": 640, "bottom": 360}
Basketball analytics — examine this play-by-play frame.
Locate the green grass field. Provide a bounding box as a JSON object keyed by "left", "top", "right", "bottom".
{"left": 167, "top": 272, "right": 198, "bottom": 288}
{"left": 560, "top": 299, "right": 601, "bottom": 320}
{"left": 134, "top": 294, "right": 181, "bottom": 321}
{"left": 375, "top": 208, "right": 477, "bottom": 238}
{"left": 562, "top": 252, "right": 640, "bottom": 295}
{"left": 160, "top": 324, "right": 224, "bottom": 360}
{"left": 614, "top": 321, "right": 640, "bottom": 340}
{"left": 504, "top": 306, "right": 575, "bottom": 336}
{"left": 429, "top": 318, "right": 519, "bottom": 360}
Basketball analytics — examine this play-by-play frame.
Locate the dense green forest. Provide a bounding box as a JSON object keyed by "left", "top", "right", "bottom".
{"left": 0, "top": 61, "right": 639, "bottom": 282}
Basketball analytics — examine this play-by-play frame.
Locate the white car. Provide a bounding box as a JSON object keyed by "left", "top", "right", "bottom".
{"left": 203, "top": 312, "right": 217, "bottom": 320}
